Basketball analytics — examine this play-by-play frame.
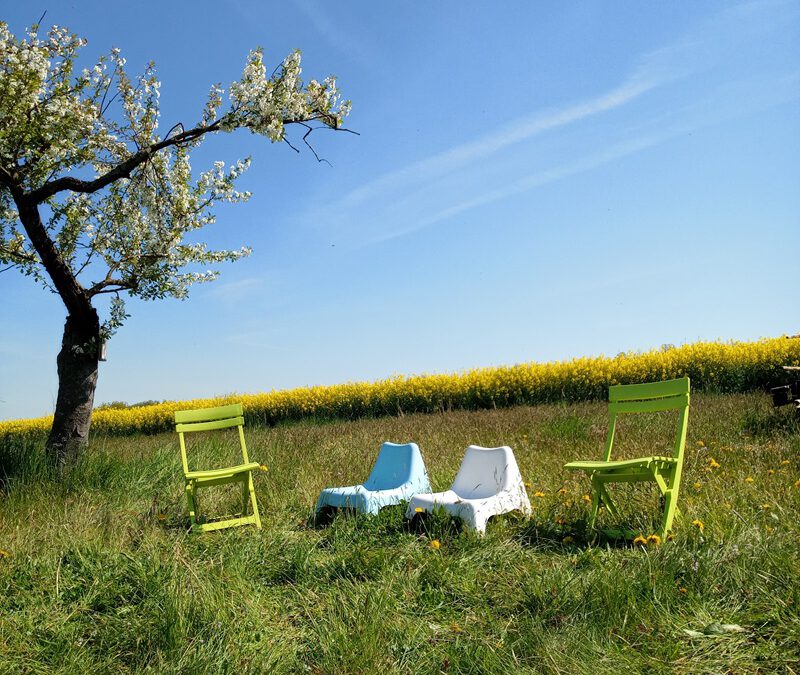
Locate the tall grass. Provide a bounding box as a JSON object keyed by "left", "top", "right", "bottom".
{"left": 1, "top": 392, "right": 798, "bottom": 673}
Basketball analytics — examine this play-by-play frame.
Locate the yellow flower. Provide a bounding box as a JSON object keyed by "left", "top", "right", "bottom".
{"left": 524, "top": 482, "right": 532, "bottom": 489}
{"left": 430, "top": 539, "right": 441, "bottom": 550}
{"left": 696, "top": 440, "right": 705, "bottom": 447}
{"left": 678, "top": 587, "right": 687, "bottom": 594}
{"left": 691, "top": 519, "right": 705, "bottom": 532}
{"left": 0, "top": 549, "right": 10, "bottom": 558}
{"left": 709, "top": 458, "right": 720, "bottom": 469}
{"left": 795, "top": 479, "right": 800, "bottom": 489}
{"left": 761, "top": 503, "right": 771, "bottom": 510}
{"left": 562, "top": 535, "right": 574, "bottom": 544}
{"left": 414, "top": 507, "right": 424, "bottom": 513}
{"left": 582, "top": 494, "right": 592, "bottom": 504}
{"left": 744, "top": 476, "right": 754, "bottom": 483}
{"left": 533, "top": 491, "right": 546, "bottom": 498}
{"left": 633, "top": 535, "right": 648, "bottom": 546}
{"left": 646, "top": 534, "right": 662, "bottom": 546}
{"left": 259, "top": 464, "right": 269, "bottom": 472}
{"left": 781, "top": 460, "right": 790, "bottom": 466}
{"left": 693, "top": 481, "right": 702, "bottom": 490}
{"left": 450, "top": 622, "right": 462, "bottom": 633}
{"left": 666, "top": 533, "right": 675, "bottom": 541}
{"left": 557, "top": 487, "right": 568, "bottom": 495}
{"left": 767, "top": 469, "right": 775, "bottom": 475}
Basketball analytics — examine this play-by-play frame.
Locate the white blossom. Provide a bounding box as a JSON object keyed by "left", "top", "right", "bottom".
{"left": 0, "top": 21, "right": 351, "bottom": 336}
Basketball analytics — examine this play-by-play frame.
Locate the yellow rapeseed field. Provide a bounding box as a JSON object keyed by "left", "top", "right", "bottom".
{"left": 2, "top": 336, "right": 798, "bottom": 439}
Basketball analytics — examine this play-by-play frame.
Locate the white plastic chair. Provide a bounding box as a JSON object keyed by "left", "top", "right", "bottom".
{"left": 405, "top": 445, "right": 531, "bottom": 534}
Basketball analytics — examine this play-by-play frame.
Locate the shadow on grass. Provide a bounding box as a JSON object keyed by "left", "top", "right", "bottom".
{"left": 741, "top": 406, "right": 799, "bottom": 438}
{"left": 515, "top": 518, "right": 646, "bottom": 551}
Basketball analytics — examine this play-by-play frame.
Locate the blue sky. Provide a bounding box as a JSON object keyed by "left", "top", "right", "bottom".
{"left": 1, "top": 0, "right": 799, "bottom": 420}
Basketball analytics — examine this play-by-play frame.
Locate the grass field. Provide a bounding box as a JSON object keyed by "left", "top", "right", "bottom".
{"left": 1, "top": 392, "right": 798, "bottom": 673}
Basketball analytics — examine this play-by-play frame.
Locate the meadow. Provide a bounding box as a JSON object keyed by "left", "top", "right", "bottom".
{"left": 0, "top": 391, "right": 798, "bottom": 673}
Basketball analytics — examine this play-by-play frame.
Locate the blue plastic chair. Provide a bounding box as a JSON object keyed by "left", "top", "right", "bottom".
{"left": 316, "top": 442, "right": 431, "bottom": 515}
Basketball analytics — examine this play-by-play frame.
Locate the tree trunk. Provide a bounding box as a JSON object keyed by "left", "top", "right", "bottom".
{"left": 47, "top": 311, "right": 101, "bottom": 472}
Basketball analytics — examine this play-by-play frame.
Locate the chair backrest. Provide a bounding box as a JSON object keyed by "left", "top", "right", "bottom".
{"left": 451, "top": 445, "right": 519, "bottom": 499}
{"left": 603, "top": 377, "right": 690, "bottom": 462}
{"left": 174, "top": 403, "right": 249, "bottom": 474}
{"left": 363, "top": 442, "right": 425, "bottom": 491}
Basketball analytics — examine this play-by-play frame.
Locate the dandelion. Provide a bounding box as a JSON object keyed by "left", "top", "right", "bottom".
{"left": 795, "top": 479, "right": 800, "bottom": 489}
{"left": 524, "top": 482, "right": 532, "bottom": 489}
{"left": 678, "top": 587, "right": 687, "bottom": 594}
{"left": 0, "top": 549, "right": 10, "bottom": 558}
{"left": 558, "top": 487, "right": 568, "bottom": 495}
{"left": 781, "top": 460, "right": 790, "bottom": 466}
{"left": 259, "top": 464, "right": 269, "bottom": 472}
{"left": 691, "top": 519, "right": 705, "bottom": 532}
{"left": 430, "top": 539, "right": 441, "bottom": 550}
{"left": 582, "top": 494, "right": 592, "bottom": 504}
{"left": 647, "top": 534, "right": 662, "bottom": 546}
{"left": 709, "top": 458, "right": 720, "bottom": 469}
{"left": 744, "top": 476, "right": 754, "bottom": 483}
{"left": 633, "top": 535, "right": 648, "bottom": 546}
{"left": 534, "top": 491, "right": 546, "bottom": 498}
{"left": 667, "top": 533, "right": 675, "bottom": 541}
{"left": 761, "top": 503, "right": 771, "bottom": 510}
{"left": 562, "top": 535, "right": 574, "bottom": 544}
{"left": 450, "top": 622, "right": 462, "bottom": 633}
{"left": 693, "top": 481, "right": 702, "bottom": 490}
{"left": 415, "top": 507, "right": 424, "bottom": 513}
{"left": 696, "top": 441, "right": 705, "bottom": 447}
{"left": 767, "top": 469, "right": 775, "bottom": 475}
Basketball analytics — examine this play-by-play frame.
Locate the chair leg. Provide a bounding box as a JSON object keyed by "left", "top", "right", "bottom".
{"left": 594, "top": 480, "right": 619, "bottom": 519}
{"left": 240, "top": 475, "right": 249, "bottom": 517}
{"left": 185, "top": 482, "right": 198, "bottom": 530}
{"left": 660, "top": 489, "right": 679, "bottom": 539}
{"left": 248, "top": 473, "right": 262, "bottom": 529}
{"left": 588, "top": 485, "right": 601, "bottom": 529}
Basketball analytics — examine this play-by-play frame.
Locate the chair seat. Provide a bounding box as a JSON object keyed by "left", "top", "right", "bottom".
{"left": 316, "top": 482, "right": 423, "bottom": 515}
{"left": 315, "top": 442, "right": 431, "bottom": 516}
{"left": 185, "top": 462, "right": 260, "bottom": 482}
{"left": 564, "top": 456, "right": 677, "bottom": 473}
{"left": 406, "top": 446, "right": 531, "bottom": 534}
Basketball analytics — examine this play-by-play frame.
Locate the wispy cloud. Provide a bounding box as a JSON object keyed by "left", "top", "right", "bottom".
{"left": 206, "top": 277, "right": 263, "bottom": 302}
{"left": 293, "top": 0, "right": 373, "bottom": 65}
{"left": 340, "top": 0, "right": 797, "bottom": 213}
{"left": 370, "top": 67, "right": 800, "bottom": 243}
{"left": 369, "top": 136, "right": 662, "bottom": 244}
{"left": 342, "top": 77, "right": 658, "bottom": 209}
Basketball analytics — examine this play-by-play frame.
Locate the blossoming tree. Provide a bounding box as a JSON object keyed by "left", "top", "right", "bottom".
{"left": 0, "top": 22, "right": 351, "bottom": 470}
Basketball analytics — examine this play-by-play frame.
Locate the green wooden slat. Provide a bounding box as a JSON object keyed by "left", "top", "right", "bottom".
{"left": 175, "top": 403, "right": 243, "bottom": 424}
{"left": 176, "top": 416, "right": 244, "bottom": 433}
{"left": 609, "top": 393, "right": 689, "bottom": 414}
{"left": 609, "top": 377, "right": 690, "bottom": 402}
{"left": 194, "top": 515, "right": 257, "bottom": 533}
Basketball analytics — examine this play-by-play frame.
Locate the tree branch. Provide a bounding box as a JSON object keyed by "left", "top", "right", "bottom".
{"left": 88, "top": 277, "right": 136, "bottom": 296}
{"left": 25, "top": 120, "right": 222, "bottom": 203}
{"left": 0, "top": 245, "right": 38, "bottom": 265}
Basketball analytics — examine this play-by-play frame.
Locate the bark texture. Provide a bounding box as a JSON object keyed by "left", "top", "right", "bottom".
{"left": 46, "top": 312, "right": 100, "bottom": 472}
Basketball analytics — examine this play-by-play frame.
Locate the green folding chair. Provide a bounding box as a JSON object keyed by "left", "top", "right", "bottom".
{"left": 175, "top": 403, "right": 262, "bottom": 533}
{"left": 564, "top": 377, "right": 690, "bottom": 538}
